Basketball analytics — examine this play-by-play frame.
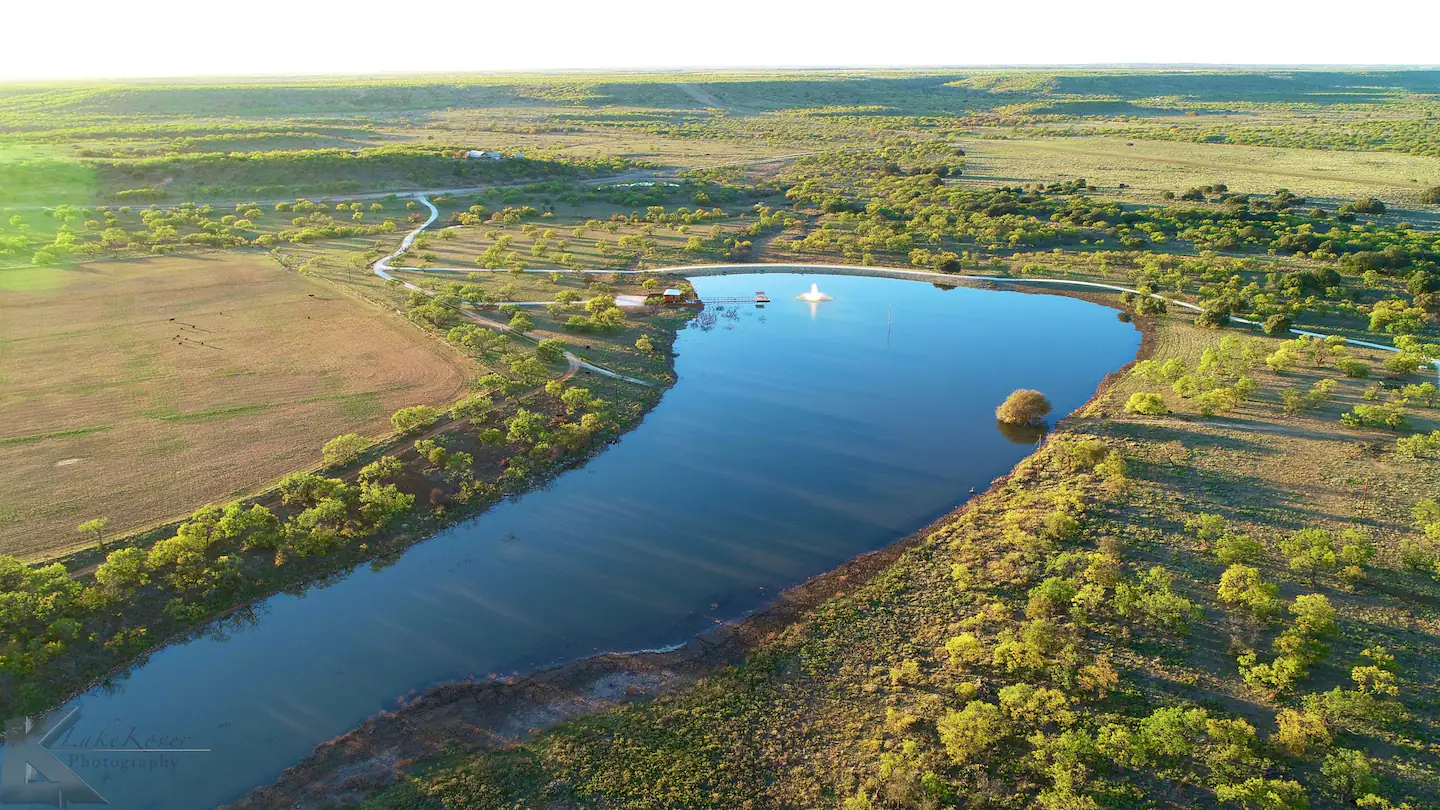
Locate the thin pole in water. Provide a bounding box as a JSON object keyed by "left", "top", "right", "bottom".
{"left": 886, "top": 302, "right": 893, "bottom": 344}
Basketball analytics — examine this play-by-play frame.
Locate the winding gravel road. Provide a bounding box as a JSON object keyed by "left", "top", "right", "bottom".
{"left": 374, "top": 196, "right": 654, "bottom": 387}
{"left": 378, "top": 194, "right": 1433, "bottom": 377}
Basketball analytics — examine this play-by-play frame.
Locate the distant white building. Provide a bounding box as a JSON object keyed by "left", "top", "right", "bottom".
{"left": 465, "top": 151, "right": 504, "bottom": 161}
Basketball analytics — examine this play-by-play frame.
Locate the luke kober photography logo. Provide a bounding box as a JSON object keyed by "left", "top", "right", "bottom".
{"left": 1, "top": 709, "right": 106, "bottom": 807}
{"left": 3, "top": 707, "right": 208, "bottom": 808}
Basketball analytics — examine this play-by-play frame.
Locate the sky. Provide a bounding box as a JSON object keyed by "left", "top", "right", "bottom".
{"left": 2, "top": 0, "right": 1436, "bottom": 81}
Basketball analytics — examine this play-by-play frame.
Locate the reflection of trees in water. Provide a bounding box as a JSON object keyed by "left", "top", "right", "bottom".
{"left": 201, "top": 606, "right": 262, "bottom": 643}
{"left": 370, "top": 553, "right": 404, "bottom": 573}
{"left": 95, "top": 671, "right": 132, "bottom": 696}
{"left": 996, "top": 419, "right": 1048, "bottom": 445}
{"left": 90, "top": 604, "right": 269, "bottom": 695}
{"left": 694, "top": 303, "right": 767, "bottom": 332}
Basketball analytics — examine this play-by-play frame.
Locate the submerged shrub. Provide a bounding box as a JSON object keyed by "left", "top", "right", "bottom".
{"left": 997, "top": 389, "right": 1052, "bottom": 425}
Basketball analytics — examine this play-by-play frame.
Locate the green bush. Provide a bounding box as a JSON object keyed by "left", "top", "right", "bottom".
{"left": 391, "top": 405, "right": 441, "bottom": 434}
{"left": 535, "top": 338, "right": 566, "bottom": 364}
{"left": 1340, "top": 197, "right": 1386, "bottom": 216}
{"left": 1336, "top": 358, "right": 1369, "bottom": 378}
{"left": 1125, "top": 392, "right": 1168, "bottom": 416}
{"left": 937, "top": 701, "right": 1008, "bottom": 764}
{"left": 321, "top": 433, "right": 370, "bottom": 466}
{"left": 1262, "top": 314, "right": 1293, "bottom": 336}
{"left": 453, "top": 394, "right": 493, "bottom": 419}
{"left": 508, "top": 311, "right": 534, "bottom": 333}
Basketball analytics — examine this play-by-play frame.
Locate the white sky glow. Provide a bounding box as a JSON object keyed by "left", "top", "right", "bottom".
{"left": 2, "top": 0, "right": 1436, "bottom": 81}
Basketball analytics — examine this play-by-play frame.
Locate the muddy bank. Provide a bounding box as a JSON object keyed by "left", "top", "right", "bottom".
{"left": 230, "top": 287, "right": 1154, "bottom": 810}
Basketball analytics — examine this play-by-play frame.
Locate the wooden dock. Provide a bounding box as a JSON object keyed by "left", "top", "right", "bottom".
{"left": 701, "top": 291, "right": 771, "bottom": 305}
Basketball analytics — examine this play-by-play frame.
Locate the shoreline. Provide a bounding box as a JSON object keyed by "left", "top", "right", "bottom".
{"left": 35, "top": 370, "right": 676, "bottom": 718}
{"left": 26, "top": 265, "right": 1111, "bottom": 718}
{"left": 228, "top": 290, "right": 1157, "bottom": 810}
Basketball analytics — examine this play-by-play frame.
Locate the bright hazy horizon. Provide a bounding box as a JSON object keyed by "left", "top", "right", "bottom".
{"left": 3, "top": 0, "right": 1436, "bottom": 81}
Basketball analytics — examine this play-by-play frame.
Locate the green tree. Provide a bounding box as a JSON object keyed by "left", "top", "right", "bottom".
{"left": 560, "top": 387, "right": 597, "bottom": 414}
{"left": 998, "top": 682, "right": 1073, "bottom": 728}
{"left": 1215, "top": 533, "right": 1265, "bottom": 565}
{"left": 1195, "top": 302, "right": 1231, "bottom": 328}
{"left": 215, "top": 503, "right": 282, "bottom": 551}
{"left": 1217, "top": 565, "right": 1283, "bottom": 620}
{"left": 1215, "top": 778, "right": 1309, "bottom": 810}
{"left": 1272, "top": 708, "right": 1330, "bottom": 756}
{"left": 76, "top": 518, "right": 108, "bottom": 548}
{"left": 1186, "top": 513, "right": 1226, "bottom": 544}
{"left": 506, "top": 408, "right": 549, "bottom": 444}
{"left": 1382, "top": 354, "right": 1425, "bottom": 376}
{"left": 358, "top": 483, "right": 414, "bottom": 529}
{"left": 1335, "top": 358, "right": 1370, "bottom": 378}
{"left": 1262, "top": 314, "right": 1293, "bottom": 336}
{"left": 1280, "top": 529, "right": 1338, "bottom": 586}
{"left": 1124, "top": 392, "right": 1168, "bottom": 416}
{"left": 535, "top": 338, "right": 566, "bottom": 364}
{"left": 1341, "top": 197, "right": 1386, "bottom": 216}
{"left": 358, "top": 455, "right": 403, "bottom": 483}
{"left": 945, "top": 633, "right": 985, "bottom": 666}
{"left": 391, "top": 405, "right": 441, "bottom": 434}
{"left": 1266, "top": 347, "right": 1299, "bottom": 374}
{"left": 509, "top": 356, "right": 549, "bottom": 386}
{"left": 1321, "top": 749, "right": 1378, "bottom": 805}
{"left": 508, "top": 311, "right": 534, "bottom": 333}
{"left": 1129, "top": 705, "right": 1210, "bottom": 765}
{"left": 1026, "top": 577, "right": 1079, "bottom": 619}
{"left": 94, "top": 547, "right": 149, "bottom": 596}
{"left": 446, "top": 324, "right": 501, "bottom": 355}
{"left": 937, "top": 701, "right": 1009, "bottom": 764}
{"left": 1289, "top": 593, "right": 1337, "bottom": 638}
{"left": 321, "top": 433, "right": 370, "bottom": 466}
{"left": 453, "top": 393, "right": 493, "bottom": 419}
{"left": 1113, "top": 566, "right": 1201, "bottom": 635}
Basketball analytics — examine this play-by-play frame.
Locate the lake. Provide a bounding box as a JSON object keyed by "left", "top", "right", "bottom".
{"left": 26, "top": 273, "right": 1139, "bottom": 809}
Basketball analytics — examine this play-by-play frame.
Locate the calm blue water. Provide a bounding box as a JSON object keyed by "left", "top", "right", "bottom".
{"left": 13, "top": 273, "right": 1138, "bottom": 809}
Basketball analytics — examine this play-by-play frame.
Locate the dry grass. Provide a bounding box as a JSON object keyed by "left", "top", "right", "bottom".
{"left": 962, "top": 136, "right": 1440, "bottom": 208}
{"left": 408, "top": 218, "right": 734, "bottom": 274}
{"left": 0, "top": 253, "right": 472, "bottom": 558}
{"left": 411, "top": 109, "right": 796, "bottom": 168}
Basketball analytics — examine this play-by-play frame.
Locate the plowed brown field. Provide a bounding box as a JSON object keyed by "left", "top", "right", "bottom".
{"left": 0, "top": 253, "right": 471, "bottom": 558}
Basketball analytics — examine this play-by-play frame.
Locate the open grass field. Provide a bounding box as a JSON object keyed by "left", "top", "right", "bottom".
{"left": 962, "top": 136, "right": 1440, "bottom": 209}
{"left": 416, "top": 106, "right": 808, "bottom": 168}
{"left": 406, "top": 216, "right": 742, "bottom": 272}
{"left": 0, "top": 253, "right": 472, "bottom": 558}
